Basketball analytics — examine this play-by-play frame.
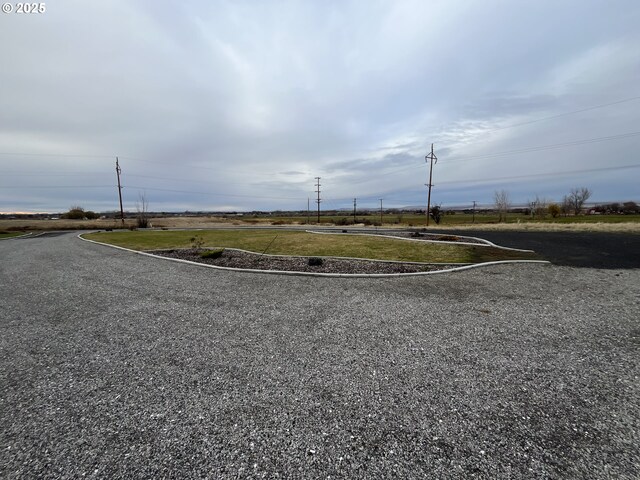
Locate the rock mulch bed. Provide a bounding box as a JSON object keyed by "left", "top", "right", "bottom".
{"left": 149, "top": 248, "right": 462, "bottom": 274}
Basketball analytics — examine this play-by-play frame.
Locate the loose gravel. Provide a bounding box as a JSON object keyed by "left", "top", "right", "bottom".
{"left": 1, "top": 232, "right": 638, "bottom": 479}
{"left": 151, "top": 248, "right": 460, "bottom": 274}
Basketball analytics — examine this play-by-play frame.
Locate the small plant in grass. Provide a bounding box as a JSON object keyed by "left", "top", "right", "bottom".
{"left": 308, "top": 257, "right": 324, "bottom": 266}
{"left": 190, "top": 235, "right": 205, "bottom": 250}
{"left": 200, "top": 248, "right": 225, "bottom": 259}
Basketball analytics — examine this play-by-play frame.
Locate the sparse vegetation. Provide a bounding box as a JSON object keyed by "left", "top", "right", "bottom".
{"left": 548, "top": 203, "right": 561, "bottom": 218}
{"left": 568, "top": 187, "right": 592, "bottom": 215}
{"left": 494, "top": 190, "right": 511, "bottom": 222}
{"left": 429, "top": 205, "right": 443, "bottom": 225}
{"left": 199, "top": 248, "right": 225, "bottom": 259}
{"left": 61, "top": 206, "right": 97, "bottom": 220}
{"left": 136, "top": 193, "right": 150, "bottom": 228}
{"left": 190, "top": 235, "right": 205, "bottom": 250}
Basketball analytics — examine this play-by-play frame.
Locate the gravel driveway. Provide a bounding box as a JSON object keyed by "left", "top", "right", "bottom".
{"left": 1, "top": 232, "right": 638, "bottom": 479}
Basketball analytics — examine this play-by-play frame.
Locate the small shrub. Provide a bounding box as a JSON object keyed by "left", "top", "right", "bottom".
{"left": 308, "top": 257, "right": 324, "bottom": 266}
{"left": 271, "top": 220, "right": 286, "bottom": 225}
{"left": 200, "top": 248, "right": 224, "bottom": 259}
{"left": 190, "top": 235, "right": 204, "bottom": 249}
{"left": 128, "top": 226, "right": 137, "bottom": 231}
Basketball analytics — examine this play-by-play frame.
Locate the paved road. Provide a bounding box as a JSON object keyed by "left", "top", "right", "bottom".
{"left": 1, "top": 232, "right": 638, "bottom": 479}
{"left": 434, "top": 229, "right": 640, "bottom": 269}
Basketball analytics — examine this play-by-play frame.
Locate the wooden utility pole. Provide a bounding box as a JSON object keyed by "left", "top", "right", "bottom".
{"left": 315, "top": 177, "right": 321, "bottom": 224}
{"left": 353, "top": 198, "right": 357, "bottom": 224}
{"left": 115, "top": 157, "right": 124, "bottom": 226}
{"left": 425, "top": 143, "right": 437, "bottom": 226}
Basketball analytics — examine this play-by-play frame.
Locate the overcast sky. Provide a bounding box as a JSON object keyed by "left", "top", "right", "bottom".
{"left": 1, "top": 1, "right": 639, "bottom": 213}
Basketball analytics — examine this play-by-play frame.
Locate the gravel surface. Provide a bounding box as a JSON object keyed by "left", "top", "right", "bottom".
{"left": 151, "top": 248, "right": 460, "bottom": 274}
{"left": 1, "top": 232, "right": 638, "bottom": 479}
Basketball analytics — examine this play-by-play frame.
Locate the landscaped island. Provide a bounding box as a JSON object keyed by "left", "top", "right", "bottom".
{"left": 83, "top": 229, "right": 541, "bottom": 275}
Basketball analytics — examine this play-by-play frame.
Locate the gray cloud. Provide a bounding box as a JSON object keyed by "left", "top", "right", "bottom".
{"left": 1, "top": 0, "right": 639, "bottom": 212}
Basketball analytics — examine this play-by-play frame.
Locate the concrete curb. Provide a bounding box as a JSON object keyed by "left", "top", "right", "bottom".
{"left": 78, "top": 233, "right": 550, "bottom": 278}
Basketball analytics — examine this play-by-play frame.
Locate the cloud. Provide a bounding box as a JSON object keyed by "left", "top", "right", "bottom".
{"left": 1, "top": 0, "right": 639, "bottom": 212}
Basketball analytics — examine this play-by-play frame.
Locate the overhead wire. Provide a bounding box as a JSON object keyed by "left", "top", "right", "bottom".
{"left": 1, "top": 95, "right": 638, "bottom": 208}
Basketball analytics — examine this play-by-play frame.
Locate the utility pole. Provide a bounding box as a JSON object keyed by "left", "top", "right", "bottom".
{"left": 115, "top": 157, "right": 124, "bottom": 226}
{"left": 472, "top": 200, "right": 477, "bottom": 224}
{"left": 353, "top": 198, "right": 357, "bottom": 225}
{"left": 307, "top": 198, "right": 310, "bottom": 224}
{"left": 315, "top": 177, "right": 321, "bottom": 224}
{"left": 379, "top": 199, "right": 383, "bottom": 226}
{"left": 425, "top": 143, "right": 437, "bottom": 227}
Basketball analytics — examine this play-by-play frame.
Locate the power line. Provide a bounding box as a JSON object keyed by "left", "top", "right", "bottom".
{"left": 436, "top": 163, "right": 640, "bottom": 186}
{"left": 0, "top": 152, "right": 115, "bottom": 158}
{"left": 344, "top": 130, "right": 640, "bottom": 184}
{"left": 323, "top": 163, "right": 640, "bottom": 204}
{"left": 123, "top": 185, "right": 304, "bottom": 201}
{"left": 481, "top": 95, "right": 640, "bottom": 134}
{"left": 444, "top": 131, "right": 640, "bottom": 163}
{"left": 0, "top": 185, "right": 114, "bottom": 189}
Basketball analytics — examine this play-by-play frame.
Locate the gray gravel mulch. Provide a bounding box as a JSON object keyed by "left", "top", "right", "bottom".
{"left": 149, "top": 248, "right": 461, "bottom": 274}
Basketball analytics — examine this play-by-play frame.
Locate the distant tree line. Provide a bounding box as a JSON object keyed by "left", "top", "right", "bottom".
{"left": 61, "top": 206, "right": 98, "bottom": 220}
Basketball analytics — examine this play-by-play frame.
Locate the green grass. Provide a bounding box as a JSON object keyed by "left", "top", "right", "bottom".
{"left": 0, "top": 231, "right": 24, "bottom": 239}
{"left": 84, "top": 230, "right": 539, "bottom": 264}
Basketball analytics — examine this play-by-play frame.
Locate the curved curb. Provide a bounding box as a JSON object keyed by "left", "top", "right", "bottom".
{"left": 305, "top": 230, "right": 535, "bottom": 253}
{"left": 78, "top": 233, "right": 550, "bottom": 278}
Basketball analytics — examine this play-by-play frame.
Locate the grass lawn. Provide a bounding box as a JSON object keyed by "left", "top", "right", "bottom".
{"left": 84, "top": 230, "right": 539, "bottom": 264}
{"left": 0, "top": 231, "right": 25, "bottom": 239}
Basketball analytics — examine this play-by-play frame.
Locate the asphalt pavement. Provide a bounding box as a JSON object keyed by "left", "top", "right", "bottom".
{"left": 1, "top": 232, "right": 638, "bottom": 479}
{"left": 433, "top": 229, "right": 640, "bottom": 269}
